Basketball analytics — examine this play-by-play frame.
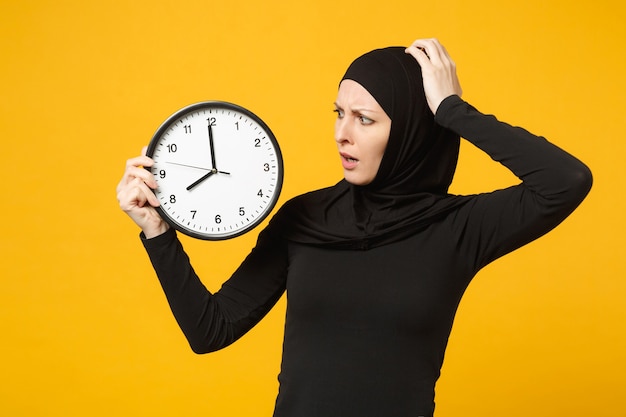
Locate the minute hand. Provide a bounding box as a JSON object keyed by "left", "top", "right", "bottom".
{"left": 208, "top": 123, "right": 217, "bottom": 169}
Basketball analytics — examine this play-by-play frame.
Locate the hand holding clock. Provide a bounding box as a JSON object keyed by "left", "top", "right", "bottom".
{"left": 116, "top": 148, "right": 170, "bottom": 238}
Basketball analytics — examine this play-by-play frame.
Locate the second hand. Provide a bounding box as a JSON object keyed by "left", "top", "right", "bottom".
{"left": 165, "top": 161, "right": 230, "bottom": 175}
{"left": 165, "top": 161, "right": 210, "bottom": 171}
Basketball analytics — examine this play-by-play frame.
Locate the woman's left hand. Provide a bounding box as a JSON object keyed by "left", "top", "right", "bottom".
{"left": 405, "top": 38, "right": 463, "bottom": 114}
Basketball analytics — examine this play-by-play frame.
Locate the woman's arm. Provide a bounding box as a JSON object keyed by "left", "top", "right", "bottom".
{"left": 437, "top": 95, "right": 592, "bottom": 268}
{"left": 142, "top": 226, "right": 288, "bottom": 353}
{"left": 406, "top": 38, "right": 592, "bottom": 269}
{"left": 437, "top": 95, "right": 592, "bottom": 207}
{"left": 118, "top": 149, "right": 287, "bottom": 354}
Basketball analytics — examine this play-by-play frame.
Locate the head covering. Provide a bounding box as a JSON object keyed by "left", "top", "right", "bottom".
{"left": 270, "top": 47, "right": 467, "bottom": 249}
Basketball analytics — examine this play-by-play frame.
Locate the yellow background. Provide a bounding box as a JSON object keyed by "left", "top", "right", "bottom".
{"left": 2, "top": 1, "right": 624, "bottom": 416}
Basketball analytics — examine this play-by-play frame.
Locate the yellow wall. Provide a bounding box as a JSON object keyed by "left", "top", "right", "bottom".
{"left": 2, "top": 1, "right": 624, "bottom": 415}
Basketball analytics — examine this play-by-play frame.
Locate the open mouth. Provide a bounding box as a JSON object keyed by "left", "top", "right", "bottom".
{"left": 340, "top": 152, "right": 359, "bottom": 169}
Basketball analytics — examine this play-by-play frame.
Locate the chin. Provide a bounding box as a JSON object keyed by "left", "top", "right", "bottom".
{"left": 343, "top": 173, "right": 373, "bottom": 186}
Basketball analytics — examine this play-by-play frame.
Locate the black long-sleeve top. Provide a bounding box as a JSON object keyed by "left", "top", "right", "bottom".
{"left": 142, "top": 96, "right": 592, "bottom": 417}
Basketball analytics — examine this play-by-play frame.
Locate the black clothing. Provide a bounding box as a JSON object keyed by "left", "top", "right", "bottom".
{"left": 276, "top": 48, "right": 465, "bottom": 250}
{"left": 143, "top": 96, "right": 592, "bottom": 417}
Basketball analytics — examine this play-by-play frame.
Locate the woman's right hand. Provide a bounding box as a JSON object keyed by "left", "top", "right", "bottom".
{"left": 116, "top": 147, "right": 170, "bottom": 238}
{"left": 405, "top": 38, "right": 463, "bottom": 115}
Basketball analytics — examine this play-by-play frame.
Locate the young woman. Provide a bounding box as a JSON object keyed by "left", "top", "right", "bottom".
{"left": 117, "top": 38, "right": 592, "bottom": 416}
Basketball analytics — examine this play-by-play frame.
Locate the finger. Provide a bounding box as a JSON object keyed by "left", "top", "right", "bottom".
{"left": 127, "top": 165, "right": 157, "bottom": 187}
{"left": 405, "top": 41, "right": 430, "bottom": 58}
{"left": 436, "top": 42, "right": 457, "bottom": 70}
{"left": 118, "top": 154, "right": 147, "bottom": 192}
{"left": 408, "top": 39, "right": 443, "bottom": 65}
{"left": 136, "top": 179, "right": 160, "bottom": 207}
{"left": 118, "top": 177, "right": 160, "bottom": 210}
{"left": 117, "top": 178, "right": 146, "bottom": 210}
{"left": 438, "top": 42, "right": 452, "bottom": 60}
{"left": 128, "top": 176, "right": 160, "bottom": 207}
{"left": 125, "top": 154, "right": 154, "bottom": 171}
{"left": 116, "top": 163, "right": 158, "bottom": 197}
{"left": 405, "top": 45, "right": 432, "bottom": 68}
{"left": 117, "top": 164, "right": 155, "bottom": 193}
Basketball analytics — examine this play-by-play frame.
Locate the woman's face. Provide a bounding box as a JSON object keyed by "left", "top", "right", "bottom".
{"left": 334, "top": 79, "right": 391, "bottom": 186}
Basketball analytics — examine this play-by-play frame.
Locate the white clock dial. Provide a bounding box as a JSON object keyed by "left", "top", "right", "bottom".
{"left": 146, "top": 101, "right": 283, "bottom": 240}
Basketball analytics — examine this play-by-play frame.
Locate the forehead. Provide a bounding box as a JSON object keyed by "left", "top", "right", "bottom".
{"left": 336, "top": 80, "right": 390, "bottom": 121}
{"left": 336, "top": 80, "right": 380, "bottom": 108}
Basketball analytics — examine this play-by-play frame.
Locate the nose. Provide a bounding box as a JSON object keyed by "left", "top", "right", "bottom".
{"left": 334, "top": 117, "right": 352, "bottom": 144}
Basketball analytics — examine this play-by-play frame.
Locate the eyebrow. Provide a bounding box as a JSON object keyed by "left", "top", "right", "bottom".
{"left": 333, "top": 102, "right": 379, "bottom": 114}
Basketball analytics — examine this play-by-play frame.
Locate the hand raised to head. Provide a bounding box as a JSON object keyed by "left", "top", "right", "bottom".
{"left": 405, "top": 38, "right": 463, "bottom": 115}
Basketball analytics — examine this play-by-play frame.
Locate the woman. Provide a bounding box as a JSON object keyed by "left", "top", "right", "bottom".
{"left": 117, "top": 39, "right": 592, "bottom": 416}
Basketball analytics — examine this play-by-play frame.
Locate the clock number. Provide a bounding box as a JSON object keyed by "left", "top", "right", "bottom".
{"left": 167, "top": 144, "right": 177, "bottom": 153}
{"left": 264, "top": 163, "right": 270, "bottom": 172}
{"left": 190, "top": 210, "right": 197, "bottom": 219}
{"left": 257, "top": 189, "right": 264, "bottom": 197}
{"left": 159, "top": 169, "right": 166, "bottom": 179}
{"left": 207, "top": 117, "right": 216, "bottom": 126}
{"left": 215, "top": 215, "right": 222, "bottom": 224}
{"left": 254, "top": 138, "right": 261, "bottom": 147}
{"left": 184, "top": 125, "right": 192, "bottom": 134}
{"left": 239, "top": 207, "right": 245, "bottom": 216}
{"left": 170, "top": 195, "right": 176, "bottom": 204}
{"left": 235, "top": 121, "right": 239, "bottom": 130}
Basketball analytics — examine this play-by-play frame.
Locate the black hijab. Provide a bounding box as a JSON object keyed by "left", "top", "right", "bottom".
{"left": 271, "top": 47, "right": 467, "bottom": 250}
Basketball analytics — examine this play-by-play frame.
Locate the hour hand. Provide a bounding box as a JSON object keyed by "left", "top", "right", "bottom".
{"left": 186, "top": 169, "right": 216, "bottom": 191}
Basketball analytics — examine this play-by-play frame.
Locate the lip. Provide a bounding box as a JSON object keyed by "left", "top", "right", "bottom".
{"left": 340, "top": 152, "right": 359, "bottom": 170}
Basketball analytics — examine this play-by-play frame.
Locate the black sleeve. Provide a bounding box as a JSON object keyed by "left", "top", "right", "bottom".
{"left": 435, "top": 95, "right": 593, "bottom": 271}
{"left": 142, "top": 225, "right": 288, "bottom": 354}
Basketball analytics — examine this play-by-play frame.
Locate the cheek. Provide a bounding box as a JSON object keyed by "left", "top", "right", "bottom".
{"left": 368, "top": 132, "right": 389, "bottom": 175}
{"left": 372, "top": 131, "right": 390, "bottom": 163}
{"left": 371, "top": 148, "right": 385, "bottom": 174}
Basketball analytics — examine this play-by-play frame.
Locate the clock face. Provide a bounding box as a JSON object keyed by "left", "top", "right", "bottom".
{"left": 146, "top": 101, "right": 283, "bottom": 240}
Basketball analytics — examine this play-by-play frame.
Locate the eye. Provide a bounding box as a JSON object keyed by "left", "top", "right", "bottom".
{"left": 333, "top": 108, "right": 344, "bottom": 118}
{"left": 358, "top": 115, "right": 374, "bottom": 125}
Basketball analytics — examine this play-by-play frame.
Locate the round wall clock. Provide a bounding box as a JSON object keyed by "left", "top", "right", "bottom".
{"left": 146, "top": 101, "right": 283, "bottom": 240}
